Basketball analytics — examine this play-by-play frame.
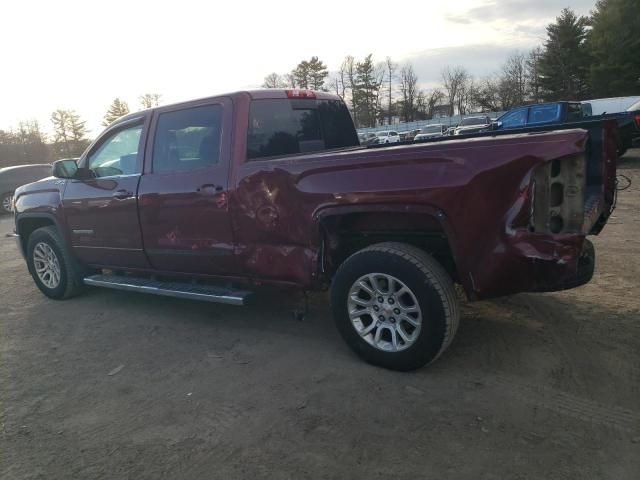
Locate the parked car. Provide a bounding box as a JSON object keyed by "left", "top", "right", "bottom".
{"left": 0, "top": 164, "right": 52, "bottom": 213}
{"left": 493, "top": 101, "right": 639, "bottom": 155}
{"left": 375, "top": 130, "right": 401, "bottom": 144}
{"left": 453, "top": 115, "right": 492, "bottom": 135}
{"left": 359, "top": 132, "right": 379, "bottom": 146}
{"left": 12, "top": 89, "right": 617, "bottom": 371}
{"left": 414, "top": 124, "right": 447, "bottom": 141}
{"left": 400, "top": 129, "right": 421, "bottom": 141}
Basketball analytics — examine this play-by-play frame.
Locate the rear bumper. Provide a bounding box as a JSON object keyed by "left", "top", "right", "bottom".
{"left": 469, "top": 233, "right": 592, "bottom": 300}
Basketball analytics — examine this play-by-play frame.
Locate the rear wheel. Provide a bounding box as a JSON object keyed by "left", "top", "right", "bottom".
{"left": 26, "top": 226, "right": 84, "bottom": 299}
{"left": 1, "top": 192, "right": 13, "bottom": 214}
{"left": 330, "top": 242, "right": 460, "bottom": 371}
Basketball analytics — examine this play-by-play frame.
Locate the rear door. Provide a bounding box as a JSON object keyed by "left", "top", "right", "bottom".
{"left": 137, "top": 98, "right": 236, "bottom": 275}
{"left": 62, "top": 116, "right": 150, "bottom": 268}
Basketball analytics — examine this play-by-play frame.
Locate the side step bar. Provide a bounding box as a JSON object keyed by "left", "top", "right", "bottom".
{"left": 83, "top": 274, "right": 252, "bottom": 306}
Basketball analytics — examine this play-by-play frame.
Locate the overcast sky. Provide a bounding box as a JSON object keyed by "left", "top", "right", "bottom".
{"left": 1, "top": 0, "right": 596, "bottom": 136}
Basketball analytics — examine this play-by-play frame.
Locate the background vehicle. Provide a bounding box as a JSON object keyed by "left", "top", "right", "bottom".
{"left": 453, "top": 115, "right": 492, "bottom": 135}
{"left": 399, "top": 129, "right": 421, "bottom": 141}
{"left": 583, "top": 96, "right": 640, "bottom": 116}
{"left": 494, "top": 101, "right": 639, "bottom": 155}
{"left": 414, "top": 124, "right": 446, "bottom": 141}
{"left": 375, "top": 130, "right": 401, "bottom": 143}
{"left": 13, "top": 89, "right": 617, "bottom": 371}
{"left": 359, "top": 132, "right": 379, "bottom": 145}
{"left": 0, "top": 164, "right": 52, "bottom": 213}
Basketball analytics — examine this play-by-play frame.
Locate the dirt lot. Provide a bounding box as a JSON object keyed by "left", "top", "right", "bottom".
{"left": 1, "top": 152, "right": 639, "bottom": 480}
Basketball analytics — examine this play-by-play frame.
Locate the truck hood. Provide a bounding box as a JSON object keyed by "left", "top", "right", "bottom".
{"left": 13, "top": 176, "right": 64, "bottom": 214}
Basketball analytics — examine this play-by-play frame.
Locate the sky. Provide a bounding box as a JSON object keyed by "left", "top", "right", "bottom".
{"left": 1, "top": 0, "right": 596, "bottom": 137}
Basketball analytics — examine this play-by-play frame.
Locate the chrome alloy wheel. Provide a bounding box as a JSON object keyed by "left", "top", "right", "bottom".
{"left": 347, "top": 273, "right": 422, "bottom": 352}
{"left": 33, "top": 242, "right": 61, "bottom": 289}
{"left": 2, "top": 194, "right": 12, "bottom": 212}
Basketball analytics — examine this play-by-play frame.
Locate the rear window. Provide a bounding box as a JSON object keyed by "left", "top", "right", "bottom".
{"left": 247, "top": 99, "right": 358, "bottom": 160}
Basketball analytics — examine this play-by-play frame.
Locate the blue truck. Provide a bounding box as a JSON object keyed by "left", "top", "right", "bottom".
{"left": 492, "top": 101, "right": 640, "bottom": 155}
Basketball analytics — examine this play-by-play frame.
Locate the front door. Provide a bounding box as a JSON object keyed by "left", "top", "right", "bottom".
{"left": 62, "top": 118, "right": 150, "bottom": 269}
{"left": 137, "top": 99, "right": 236, "bottom": 275}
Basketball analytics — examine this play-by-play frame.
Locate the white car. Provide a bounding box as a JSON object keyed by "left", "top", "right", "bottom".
{"left": 453, "top": 116, "right": 492, "bottom": 135}
{"left": 375, "top": 131, "right": 401, "bottom": 144}
{"left": 414, "top": 124, "right": 447, "bottom": 141}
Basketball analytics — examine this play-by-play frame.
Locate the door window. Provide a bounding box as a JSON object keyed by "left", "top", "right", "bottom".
{"left": 87, "top": 124, "right": 143, "bottom": 178}
{"left": 499, "top": 108, "right": 527, "bottom": 128}
{"left": 152, "top": 105, "right": 223, "bottom": 173}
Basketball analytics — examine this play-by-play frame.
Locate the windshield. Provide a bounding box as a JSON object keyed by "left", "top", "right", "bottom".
{"left": 460, "top": 117, "right": 487, "bottom": 126}
{"left": 376, "top": 131, "right": 389, "bottom": 137}
{"left": 628, "top": 100, "right": 640, "bottom": 111}
{"left": 422, "top": 125, "right": 442, "bottom": 133}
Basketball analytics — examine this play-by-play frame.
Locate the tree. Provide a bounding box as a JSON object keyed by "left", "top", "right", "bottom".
{"left": 51, "top": 110, "right": 89, "bottom": 158}
{"left": 441, "top": 66, "right": 469, "bottom": 115}
{"left": 292, "top": 57, "right": 328, "bottom": 90}
{"left": 526, "top": 47, "right": 543, "bottom": 103}
{"left": 538, "top": 8, "right": 590, "bottom": 101}
{"left": 103, "top": 98, "right": 130, "bottom": 126}
{"left": 384, "top": 57, "right": 397, "bottom": 125}
{"left": 139, "top": 93, "right": 161, "bottom": 109}
{"left": 262, "top": 73, "right": 286, "bottom": 88}
{"left": 352, "top": 54, "right": 383, "bottom": 128}
{"left": 308, "top": 56, "right": 328, "bottom": 90}
{"left": 589, "top": 0, "right": 640, "bottom": 97}
{"left": 501, "top": 51, "right": 527, "bottom": 108}
{"left": 398, "top": 64, "right": 419, "bottom": 122}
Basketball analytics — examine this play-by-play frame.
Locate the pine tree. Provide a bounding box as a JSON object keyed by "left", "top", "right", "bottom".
{"left": 51, "top": 110, "right": 89, "bottom": 158}
{"left": 538, "top": 8, "right": 591, "bottom": 101}
{"left": 307, "top": 57, "right": 328, "bottom": 90}
{"left": 353, "top": 54, "right": 382, "bottom": 128}
{"left": 103, "top": 98, "right": 130, "bottom": 126}
{"left": 589, "top": 0, "right": 640, "bottom": 97}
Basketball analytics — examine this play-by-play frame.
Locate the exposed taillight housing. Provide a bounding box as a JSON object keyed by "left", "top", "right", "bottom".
{"left": 286, "top": 89, "right": 316, "bottom": 99}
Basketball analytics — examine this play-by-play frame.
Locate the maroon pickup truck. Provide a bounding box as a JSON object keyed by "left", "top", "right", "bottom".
{"left": 12, "top": 89, "right": 617, "bottom": 370}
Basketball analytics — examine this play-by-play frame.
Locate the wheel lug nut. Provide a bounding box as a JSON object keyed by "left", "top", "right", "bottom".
{"left": 388, "top": 298, "right": 395, "bottom": 304}
{"left": 378, "top": 315, "right": 385, "bottom": 321}
{"left": 389, "top": 317, "right": 396, "bottom": 323}
{"left": 394, "top": 308, "right": 400, "bottom": 315}
{"left": 378, "top": 297, "right": 384, "bottom": 303}
{"left": 373, "top": 305, "right": 379, "bottom": 311}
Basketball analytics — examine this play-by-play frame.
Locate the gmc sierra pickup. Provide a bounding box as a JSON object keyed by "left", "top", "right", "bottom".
{"left": 12, "top": 89, "right": 617, "bottom": 370}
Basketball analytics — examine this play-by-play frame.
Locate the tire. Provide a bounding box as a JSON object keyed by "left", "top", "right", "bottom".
{"left": 26, "top": 226, "right": 84, "bottom": 300}
{"left": 330, "top": 242, "right": 460, "bottom": 371}
{"left": 1, "top": 192, "right": 13, "bottom": 214}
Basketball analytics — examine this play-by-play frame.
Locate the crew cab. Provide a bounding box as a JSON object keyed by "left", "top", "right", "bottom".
{"left": 12, "top": 89, "right": 618, "bottom": 371}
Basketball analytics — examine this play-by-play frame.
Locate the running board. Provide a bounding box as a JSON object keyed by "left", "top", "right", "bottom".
{"left": 83, "top": 274, "right": 252, "bottom": 306}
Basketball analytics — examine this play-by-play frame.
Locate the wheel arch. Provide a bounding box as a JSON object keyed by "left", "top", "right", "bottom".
{"left": 16, "top": 213, "right": 64, "bottom": 258}
{"left": 314, "top": 204, "right": 466, "bottom": 288}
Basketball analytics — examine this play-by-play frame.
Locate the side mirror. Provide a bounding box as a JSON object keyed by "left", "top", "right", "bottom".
{"left": 52, "top": 159, "right": 79, "bottom": 179}
{"left": 491, "top": 121, "right": 502, "bottom": 130}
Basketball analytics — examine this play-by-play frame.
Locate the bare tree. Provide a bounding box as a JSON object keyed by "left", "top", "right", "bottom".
{"left": 424, "top": 89, "right": 446, "bottom": 118}
{"left": 139, "top": 93, "right": 162, "bottom": 109}
{"left": 262, "top": 73, "right": 286, "bottom": 88}
{"left": 441, "top": 66, "right": 469, "bottom": 116}
{"left": 399, "top": 64, "right": 419, "bottom": 122}
{"left": 501, "top": 51, "right": 527, "bottom": 108}
{"left": 526, "top": 47, "right": 543, "bottom": 103}
{"left": 385, "top": 57, "right": 397, "bottom": 125}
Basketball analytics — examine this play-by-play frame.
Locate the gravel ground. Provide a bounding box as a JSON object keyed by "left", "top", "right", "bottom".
{"left": 1, "top": 151, "right": 639, "bottom": 479}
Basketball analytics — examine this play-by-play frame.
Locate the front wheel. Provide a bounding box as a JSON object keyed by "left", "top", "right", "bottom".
{"left": 26, "top": 226, "right": 84, "bottom": 299}
{"left": 330, "top": 242, "right": 460, "bottom": 371}
{"left": 1, "top": 192, "right": 13, "bottom": 214}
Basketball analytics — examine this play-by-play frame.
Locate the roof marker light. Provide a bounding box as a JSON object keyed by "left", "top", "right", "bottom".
{"left": 286, "top": 89, "right": 316, "bottom": 99}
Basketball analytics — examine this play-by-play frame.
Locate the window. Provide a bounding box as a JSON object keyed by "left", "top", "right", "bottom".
{"left": 566, "top": 103, "right": 583, "bottom": 121}
{"left": 87, "top": 123, "right": 143, "bottom": 177}
{"left": 247, "top": 99, "right": 359, "bottom": 160}
{"left": 528, "top": 104, "right": 561, "bottom": 124}
{"left": 152, "top": 104, "right": 222, "bottom": 173}
{"left": 499, "top": 108, "right": 527, "bottom": 129}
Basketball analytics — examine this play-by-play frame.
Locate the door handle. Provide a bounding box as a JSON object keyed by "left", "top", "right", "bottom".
{"left": 112, "top": 189, "right": 133, "bottom": 199}
{"left": 197, "top": 184, "right": 224, "bottom": 193}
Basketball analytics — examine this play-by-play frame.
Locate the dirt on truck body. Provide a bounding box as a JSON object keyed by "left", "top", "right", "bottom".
{"left": 12, "top": 89, "right": 617, "bottom": 370}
